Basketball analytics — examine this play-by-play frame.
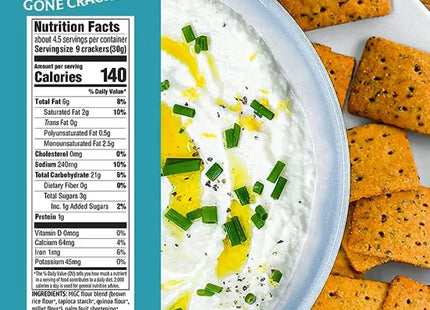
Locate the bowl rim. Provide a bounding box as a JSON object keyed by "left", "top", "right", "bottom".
{"left": 219, "top": 0, "right": 350, "bottom": 308}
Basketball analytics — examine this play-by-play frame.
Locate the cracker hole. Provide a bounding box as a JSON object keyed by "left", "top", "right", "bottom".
{"left": 409, "top": 86, "right": 415, "bottom": 92}
{"left": 329, "top": 292, "right": 336, "bottom": 297}
{"left": 353, "top": 157, "right": 359, "bottom": 162}
{"left": 355, "top": 176, "right": 363, "bottom": 182}
{"left": 378, "top": 231, "right": 385, "bottom": 238}
{"left": 382, "top": 133, "right": 390, "bottom": 137}
{"left": 417, "top": 115, "right": 422, "bottom": 120}
{"left": 423, "top": 203, "right": 428, "bottom": 208}
{"left": 420, "top": 222, "right": 425, "bottom": 226}
{"left": 418, "top": 122, "right": 424, "bottom": 127}
{"left": 350, "top": 139, "right": 356, "bottom": 144}
{"left": 407, "top": 299, "right": 411, "bottom": 304}
{"left": 373, "top": 76, "right": 382, "bottom": 81}
{"left": 392, "top": 92, "right": 398, "bottom": 98}
{"left": 358, "top": 0, "right": 363, "bottom": 3}
{"left": 381, "top": 214, "right": 387, "bottom": 223}
{"left": 414, "top": 64, "right": 421, "bottom": 72}
{"left": 320, "top": 6, "right": 326, "bottom": 12}
{"left": 387, "top": 151, "right": 394, "bottom": 155}
{"left": 369, "top": 97, "right": 375, "bottom": 102}
{"left": 364, "top": 296, "right": 370, "bottom": 300}
{"left": 386, "top": 193, "right": 392, "bottom": 198}
{"left": 398, "top": 169, "right": 404, "bottom": 174}
{"left": 416, "top": 241, "right": 422, "bottom": 246}
{"left": 380, "top": 57, "right": 386, "bottom": 62}
{"left": 329, "top": 69, "right": 335, "bottom": 74}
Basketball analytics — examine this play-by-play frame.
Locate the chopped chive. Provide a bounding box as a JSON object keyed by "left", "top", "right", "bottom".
{"left": 251, "top": 99, "right": 275, "bottom": 120}
{"left": 232, "top": 216, "right": 247, "bottom": 243}
{"left": 233, "top": 123, "right": 241, "bottom": 147}
{"left": 224, "top": 220, "right": 241, "bottom": 247}
{"left": 173, "top": 104, "right": 196, "bottom": 118}
{"left": 162, "top": 158, "right": 201, "bottom": 176}
{"left": 196, "top": 35, "right": 209, "bottom": 51}
{"left": 245, "top": 293, "right": 257, "bottom": 305}
{"left": 182, "top": 25, "right": 196, "bottom": 43}
{"left": 251, "top": 214, "right": 265, "bottom": 229}
{"left": 255, "top": 205, "right": 268, "bottom": 221}
{"left": 270, "top": 269, "right": 283, "bottom": 283}
{"left": 186, "top": 208, "right": 202, "bottom": 221}
{"left": 253, "top": 181, "right": 264, "bottom": 195}
{"left": 164, "top": 208, "right": 192, "bottom": 231}
{"left": 271, "top": 176, "right": 287, "bottom": 200}
{"left": 224, "top": 128, "right": 235, "bottom": 148}
{"left": 197, "top": 289, "right": 214, "bottom": 297}
{"left": 161, "top": 79, "right": 170, "bottom": 92}
{"left": 202, "top": 206, "right": 218, "bottom": 224}
{"left": 205, "top": 283, "right": 223, "bottom": 294}
{"left": 267, "top": 161, "right": 286, "bottom": 183}
{"left": 234, "top": 186, "right": 250, "bottom": 206}
{"left": 178, "top": 128, "right": 185, "bottom": 134}
{"left": 165, "top": 158, "right": 198, "bottom": 165}
{"left": 206, "top": 163, "right": 223, "bottom": 181}
{"left": 194, "top": 42, "right": 202, "bottom": 54}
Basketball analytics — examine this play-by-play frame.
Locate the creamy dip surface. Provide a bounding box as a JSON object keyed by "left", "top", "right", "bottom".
{"left": 161, "top": 0, "right": 316, "bottom": 309}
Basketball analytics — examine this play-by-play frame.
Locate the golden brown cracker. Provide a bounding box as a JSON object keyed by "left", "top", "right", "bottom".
{"left": 331, "top": 246, "right": 363, "bottom": 278}
{"left": 343, "top": 205, "right": 389, "bottom": 273}
{"left": 381, "top": 276, "right": 430, "bottom": 310}
{"left": 314, "top": 43, "right": 356, "bottom": 108}
{"left": 278, "top": 0, "right": 391, "bottom": 31}
{"left": 349, "top": 187, "right": 430, "bottom": 268}
{"left": 312, "top": 275, "right": 388, "bottom": 310}
{"left": 348, "top": 124, "right": 419, "bottom": 202}
{"left": 348, "top": 37, "right": 430, "bottom": 136}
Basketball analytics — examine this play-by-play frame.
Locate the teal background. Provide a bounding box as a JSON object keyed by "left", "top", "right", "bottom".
{"left": 0, "top": 1, "right": 160, "bottom": 308}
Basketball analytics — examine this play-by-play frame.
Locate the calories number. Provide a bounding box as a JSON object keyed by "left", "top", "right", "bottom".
{"left": 101, "top": 68, "right": 127, "bottom": 83}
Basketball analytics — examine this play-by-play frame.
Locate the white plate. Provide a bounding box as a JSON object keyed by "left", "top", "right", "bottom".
{"left": 220, "top": 1, "right": 350, "bottom": 309}
{"left": 308, "top": 0, "right": 430, "bottom": 285}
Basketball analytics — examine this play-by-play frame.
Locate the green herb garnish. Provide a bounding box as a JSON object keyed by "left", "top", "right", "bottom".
{"left": 251, "top": 99, "right": 274, "bottom": 120}
{"left": 173, "top": 104, "right": 195, "bottom": 118}
{"left": 271, "top": 176, "right": 287, "bottom": 200}
{"left": 206, "top": 163, "right": 223, "bottom": 181}
{"left": 267, "top": 161, "right": 286, "bottom": 183}
{"left": 164, "top": 208, "right": 192, "bottom": 231}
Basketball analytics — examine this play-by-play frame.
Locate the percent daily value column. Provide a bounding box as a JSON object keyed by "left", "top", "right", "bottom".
{"left": 27, "top": 17, "right": 134, "bottom": 309}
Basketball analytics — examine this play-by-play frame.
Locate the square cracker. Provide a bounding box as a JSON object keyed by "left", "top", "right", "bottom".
{"left": 311, "top": 275, "right": 388, "bottom": 310}
{"left": 331, "top": 246, "right": 363, "bottom": 279}
{"left": 381, "top": 276, "right": 430, "bottom": 310}
{"left": 348, "top": 187, "right": 430, "bottom": 268}
{"left": 348, "top": 37, "right": 430, "bottom": 136}
{"left": 348, "top": 124, "right": 419, "bottom": 202}
{"left": 343, "top": 205, "right": 389, "bottom": 273}
{"left": 314, "top": 44, "right": 356, "bottom": 108}
{"left": 277, "top": 0, "right": 391, "bottom": 31}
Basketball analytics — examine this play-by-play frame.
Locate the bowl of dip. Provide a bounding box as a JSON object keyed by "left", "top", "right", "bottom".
{"left": 160, "top": 0, "right": 349, "bottom": 309}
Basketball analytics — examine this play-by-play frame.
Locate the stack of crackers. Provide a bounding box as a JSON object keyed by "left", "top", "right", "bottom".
{"left": 276, "top": 0, "right": 430, "bottom": 308}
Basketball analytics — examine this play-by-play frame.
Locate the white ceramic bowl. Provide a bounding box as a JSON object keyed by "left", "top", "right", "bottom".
{"left": 219, "top": 0, "right": 350, "bottom": 309}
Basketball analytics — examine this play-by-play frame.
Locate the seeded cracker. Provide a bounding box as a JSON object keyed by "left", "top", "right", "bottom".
{"left": 311, "top": 275, "right": 388, "bottom": 310}
{"left": 348, "top": 37, "right": 430, "bottom": 135}
{"left": 348, "top": 124, "right": 419, "bottom": 202}
{"left": 331, "top": 246, "right": 363, "bottom": 278}
{"left": 381, "top": 276, "right": 430, "bottom": 310}
{"left": 277, "top": 0, "right": 391, "bottom": 31}
{"left": 314, "top": 43, "right": 356, "bottom": 108}
{"left": 342, "top": 205, "right": 389, "bottom": 273}
{"left": 349, "top": 187, "right": 430, "bottom": 268}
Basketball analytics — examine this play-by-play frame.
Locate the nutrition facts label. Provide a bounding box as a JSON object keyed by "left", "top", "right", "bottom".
{"left": 27, "top": 17, "right": 134, "bottom": 309}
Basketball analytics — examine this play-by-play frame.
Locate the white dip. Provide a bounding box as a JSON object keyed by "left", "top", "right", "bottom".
{"left": 161, "top": 0, "right": 316, "bottom": 309}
